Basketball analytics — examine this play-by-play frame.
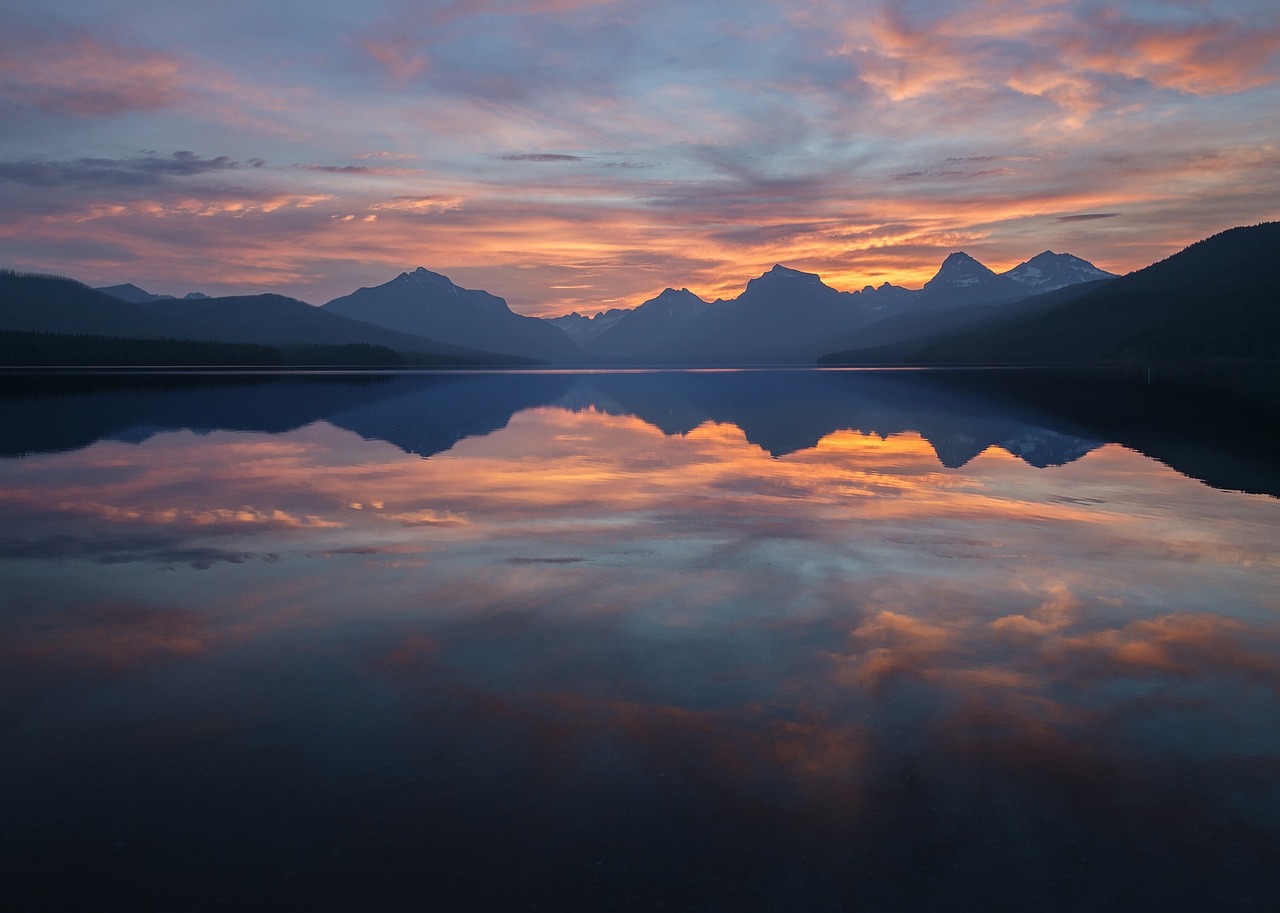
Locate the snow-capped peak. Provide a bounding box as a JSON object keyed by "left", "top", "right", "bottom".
{"left": 1002, "top": 252, "right": 1116, "bottom": 292}
{"left": 925, "top": 252, "right": 999, "bottom": 289}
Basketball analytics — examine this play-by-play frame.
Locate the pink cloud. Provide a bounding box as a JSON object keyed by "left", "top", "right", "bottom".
{"left": 1074, "top": 13, "right": 1280, "bottom": 95}
{"left": 361, "top": 36, "right": 431, "bottom": 84}
{"left": 0, "top": 35, "right": 186, "bottom": 115}
{"left": 840, "top": 0, "right": 1280, "bottom": 126}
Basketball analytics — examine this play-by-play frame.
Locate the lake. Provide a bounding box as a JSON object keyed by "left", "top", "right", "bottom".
{"left": 2, "top": 368, "right": 1278, "bottom": 911}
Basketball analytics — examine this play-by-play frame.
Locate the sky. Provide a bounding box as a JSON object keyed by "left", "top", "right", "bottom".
{"left": 1, "top": 0, "right": 1279, "bottom": 317}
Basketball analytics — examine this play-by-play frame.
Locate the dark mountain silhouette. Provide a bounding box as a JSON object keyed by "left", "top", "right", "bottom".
{"left": 818, "top": 279, "right": 1114, "bottom": 365}
{"left": 2, "top": 272, "right": 187, "bottom": 339}
{"left": 816, "top": 248, "right": 1115, "bottom": 365}
{"left": 97, "top": 282, "right": 174, "bottom": 304}
{"left": 323, "top": 267, "right": 583, "bottom": 363}
{"left": 0, "top": 329, "right": 285, "bottom": 367}
{"left": 908, "top": 222, "right": 1280, "bottom": 364}
{"left": 4, "top": 227, "right": 1262, "bottom": 368}
{"left": 99, "top": 283, "right": 214, "bottom": 303}
{"left": 910, "top": 252, "right": 1025, "bottom": 310}
{"left": 547, "top": 308, "right": 630, "bottom": 345}
{"left": 588, "top": 288, "right": 709, "bottom": 360}
{"left": 657, "top": 266, "right": 909, "bottom": 363}
{"left": 0, "top": 271, "right": 532, "bottom": 365}
{"left": 847, "top": 281, "right": 917, "bottom": 310}
{"left": 130, "top": 292, "right": 492, "bottom": 356}
{"left": 644, "top": 251, "right": 1110, "bottom": 365}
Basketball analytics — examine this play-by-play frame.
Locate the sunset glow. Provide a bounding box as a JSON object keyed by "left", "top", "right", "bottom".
{"left": 2, "top": 1, "right": 1278, "bottom": 314}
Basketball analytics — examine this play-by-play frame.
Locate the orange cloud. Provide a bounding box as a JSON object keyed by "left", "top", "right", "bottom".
{"left": 1067, "top": 12, "right": 1280, "bottom": 96}
{"left": 1047, "top": 614, "right": 1280, "bottom": 683}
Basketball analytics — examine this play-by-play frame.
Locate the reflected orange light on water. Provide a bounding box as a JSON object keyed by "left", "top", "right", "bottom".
{"left": 2, "top": 402, "right": 1277, "bottom": 724}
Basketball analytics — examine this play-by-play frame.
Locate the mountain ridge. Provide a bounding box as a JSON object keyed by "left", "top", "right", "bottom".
{"left": 0, "top": 271, "right": 537, "bottom": 365}
{"left": 5, "top": 224, "right": 1271, "bottom": 367}
{"left": 323, "top": 267, "right": 583, "bottom": 363}
{"left": 902, "top": 222, "right": 1280, "bottom": 365}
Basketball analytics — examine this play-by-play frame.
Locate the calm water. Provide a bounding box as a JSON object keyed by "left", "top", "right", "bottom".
{"left": 2, "top": 369, "right": 1278, "bottom": 911}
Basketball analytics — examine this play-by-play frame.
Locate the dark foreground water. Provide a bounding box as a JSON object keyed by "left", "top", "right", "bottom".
{"left": 1, "top": 368, "right": 1278, "bottom": 912}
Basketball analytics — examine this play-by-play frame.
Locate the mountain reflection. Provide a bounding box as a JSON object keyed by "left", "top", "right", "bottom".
{"left": 3, "top": 368, "right": 1277, "bottom": 497}
{"left": 2, "top": 369, "right": 1278, "bottom": 911}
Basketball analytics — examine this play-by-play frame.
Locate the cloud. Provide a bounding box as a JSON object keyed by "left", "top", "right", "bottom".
{"left": 0, "top": 532, "right": 270, "bottom": 570}
{"left": 360, "top": 36, "right": 431, "bottom": 84}
{"left": 293, "top": 163, "right": 428, "bottom": 176}
{"left": 1044, "top": 613, "right": 1280, "bottom": 685}
{"left": 508, "top": 556, "right": 588, "bottom": 564}
{"left": 377, "top": 508, "right": 471, "bottom": 526}
{"left": 0, "top": 33, "right": 186, "bottom": 116}
{"left": 0, "top": 600, "right": 212, "bottom": 674}
{"left": 368, "top": 195, "right": 466, "bottom": 214}
{"left": 354, "top": 151, "right": 419, "bottom": 161}
{"left": 0, "top": 151, "right": 242, "bottom": 189}
{"left": 1056, "top": 213, "right": 1119, "bottom": 222}
{"left": 829, "top": 0, "right": 1280, "bottom": 130}
{"left": 1065, "top": 8, "right": 1280, "bottom": 97}
{"left": 500, "top": 153, "right": 587, "bottom": 162}
{"left": 1, "top": 2, "right": 1279, "bottom": 312}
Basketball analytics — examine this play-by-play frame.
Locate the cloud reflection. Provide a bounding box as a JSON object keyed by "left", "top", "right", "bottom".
{"left": 2, "top": 385, "right": 1278, "bottom": 908}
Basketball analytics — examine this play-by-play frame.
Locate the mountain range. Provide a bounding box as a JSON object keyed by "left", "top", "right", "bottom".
{"left": 0, "top": 271, "right": 538, "bottom": 366}
{"left": 892, "top": 222, "right": 1280, "bottom": 365}
{"left": 1, "top": 222, "right": 1275, "bottom": 366}
{"left": 323, "top": 267, "right": 583, "bottom": 363}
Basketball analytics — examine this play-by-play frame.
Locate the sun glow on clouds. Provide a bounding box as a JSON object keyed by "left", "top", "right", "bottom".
{"left": 0, "top": 2, "right": 1278, "bottom": 311}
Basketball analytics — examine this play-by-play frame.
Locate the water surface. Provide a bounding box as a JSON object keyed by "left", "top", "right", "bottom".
{"left": 2, "top": 369, "right": 1277, "bottom": 911}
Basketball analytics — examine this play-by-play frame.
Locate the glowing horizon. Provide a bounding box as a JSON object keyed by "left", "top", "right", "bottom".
{"left": 1, "top": 1, "right": 1278, "bottom": 317}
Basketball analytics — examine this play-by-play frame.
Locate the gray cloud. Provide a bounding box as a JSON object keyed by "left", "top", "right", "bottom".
{"left": 0, "top": 151, "right": 242, "bottom": 188}
{"left": 1056, "top": 213, "right": 1120, "bottom": 222}
{"left": 500, "top": 154, "right": 586, "bottom": 162}
{"left": 297, "top": 164, "right": 372, "bottom": 173}
{"left": 0, "top": 533, "right": 272, "bottom": 570}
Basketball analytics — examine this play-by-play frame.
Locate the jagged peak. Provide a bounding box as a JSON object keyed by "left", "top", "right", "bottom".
{"left": 397, "top": 266, "right": 467, "bottom": 298}
{"left": 939, "top": 251, "right": 985, "bottom": 267}
{"left": 752, "top": 264, "right": 825, "bottom": 287}
{"left": 654, "top": 286, "right": 702, "bottom": 300}
{"left": 928, "top": 251, "right": 998, "bottom": 282}
{"left": 403, "top": 266, "right": 456, "bottom": 286}
{"left": 765, "top": 264, "right": 815, "bottom": 277}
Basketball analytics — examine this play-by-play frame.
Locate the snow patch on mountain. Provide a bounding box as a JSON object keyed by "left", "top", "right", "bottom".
{"left": 1002, "top": 251, "right": 1116, "bottom": 292}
